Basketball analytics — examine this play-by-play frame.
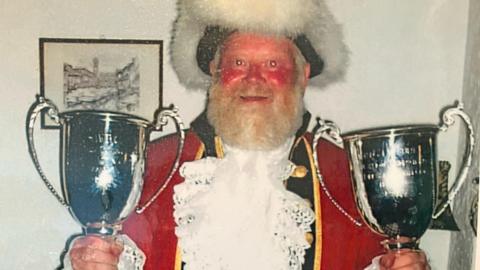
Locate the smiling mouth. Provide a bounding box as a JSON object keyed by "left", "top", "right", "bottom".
{"left": 240, "top": 96, "right": 269, "bottom": 102}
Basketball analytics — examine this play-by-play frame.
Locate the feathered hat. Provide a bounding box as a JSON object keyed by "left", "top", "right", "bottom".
{"left": 170, "top": 0, "right": 348, "bottom": 90}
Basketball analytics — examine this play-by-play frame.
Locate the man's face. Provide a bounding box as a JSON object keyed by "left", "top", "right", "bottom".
{"left": 207, "top": 32, "right": 310, "bottom": 150}
{"left": 216, "top": 33, "right": 298, "bottom": 105}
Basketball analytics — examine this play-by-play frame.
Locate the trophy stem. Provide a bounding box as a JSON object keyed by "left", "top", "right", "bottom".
{"left": 381, "top": 237, "right": 420, "bottom": 250}
{"left": 83, "top": 222, "right": 122, "bottom": 236}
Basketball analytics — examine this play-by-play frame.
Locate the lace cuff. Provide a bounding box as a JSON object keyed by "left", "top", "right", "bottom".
{"left": 63, "top": 234, "right": 145, "bottom": 270}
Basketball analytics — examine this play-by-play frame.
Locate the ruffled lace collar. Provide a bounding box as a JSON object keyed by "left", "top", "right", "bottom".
{"left": 173, "top": 138, "right": 315, "bottom": 270}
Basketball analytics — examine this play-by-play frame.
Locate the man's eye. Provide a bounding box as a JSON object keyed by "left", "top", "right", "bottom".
{"left": 268, "top": 60, "right": 278, "bottom": 68}
{"left": 235, "top": 59, "right": 245, "bottom": 66}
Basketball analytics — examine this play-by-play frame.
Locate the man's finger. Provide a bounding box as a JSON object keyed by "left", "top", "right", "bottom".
{"left": 382, "top": 250, "right": 429, "bottom": 270}
{"left": 379, "top": 252, "right": 395, "bottom": 268}
{"left": 73, "top": 236, "right": 123, "bottom": 254}
{"left": 110, "top": 237, "right": 124, "bottom": 256}
{"left": 70, "top": 246, "right": 120, "bottom": 265}
{"left": 71, "top": 259, "right": 118, "bottom": 270}
{"left": 391, "top": 262, "right": 430, "bottom": 270}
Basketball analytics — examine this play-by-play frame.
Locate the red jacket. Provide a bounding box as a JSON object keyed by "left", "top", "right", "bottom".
{"left": 124, "top": 113, "right": 385, "bottom": 269}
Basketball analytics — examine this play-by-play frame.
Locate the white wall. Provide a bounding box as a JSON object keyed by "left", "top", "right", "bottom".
{"left": 0, "top": 0, "right": 472, "bottom": 269}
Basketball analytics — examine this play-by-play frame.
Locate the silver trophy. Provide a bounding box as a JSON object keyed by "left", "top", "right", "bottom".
{"left": 26, "top": 95, "right": 185, "bottom": 235}
{"left": 343, "top": 103, "right": 474, "bottom": 249}
{"left": 313, "top": 102, "right": 474, "bottom": 249}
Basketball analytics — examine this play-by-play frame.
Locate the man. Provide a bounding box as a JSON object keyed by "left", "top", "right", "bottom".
{"left": 68, "top": 0, "right": 430, "bottom": 269}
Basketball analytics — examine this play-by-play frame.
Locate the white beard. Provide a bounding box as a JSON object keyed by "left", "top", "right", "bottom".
{"left": 206, "top": 82, "right": 305, "bottom": 151}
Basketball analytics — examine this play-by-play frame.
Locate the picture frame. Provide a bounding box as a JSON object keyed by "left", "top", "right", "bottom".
{"left": 39, "top": 38, "right": 163, "bottom": 128}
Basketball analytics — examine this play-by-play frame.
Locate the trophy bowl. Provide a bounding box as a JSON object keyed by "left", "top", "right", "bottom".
{"left": 26, "top": 96, "right": 185, "bottom": 235}
{"left": 343, "top": 125, "right": 437, "bottom": 247}
{"left": 341, "top": 104, "right": 474, "bottom": 249}
{"left": 61, "top": 110, "right": 149, "bottom": 234}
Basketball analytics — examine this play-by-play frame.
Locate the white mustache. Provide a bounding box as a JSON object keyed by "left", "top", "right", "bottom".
{"left": 234, "top": 85, "right": 272, "bottom": 99}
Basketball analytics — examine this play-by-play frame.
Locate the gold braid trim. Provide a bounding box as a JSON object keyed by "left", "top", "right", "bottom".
{"left": 303, "top": 137, "right": 323, "bottom": 269}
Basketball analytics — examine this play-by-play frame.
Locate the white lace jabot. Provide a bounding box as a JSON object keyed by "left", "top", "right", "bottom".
{"left": 173, "top": 138, "right": 315, "bottom": 270}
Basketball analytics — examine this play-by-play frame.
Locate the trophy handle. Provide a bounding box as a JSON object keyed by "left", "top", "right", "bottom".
{"left": 433, "top": 102, "right": 475, "bottom": 219}
{"left": 313, "top": 118, "right": 344, "bottom": 149}
{"left": 135, "top": 105, "right": 185, "bottom": 214}
{"left": 312, "top": 118, "right": 362, "bottom": 227}
{"left": 25, "top": 95, "right": 68, "bottom": 207}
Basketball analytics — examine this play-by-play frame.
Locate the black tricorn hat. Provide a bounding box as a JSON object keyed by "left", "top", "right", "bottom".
{"left": 196, "top": 25, "right": 325, "bottom": 78}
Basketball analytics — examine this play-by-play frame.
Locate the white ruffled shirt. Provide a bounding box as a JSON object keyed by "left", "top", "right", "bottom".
{"left": 173, "top": 138, "right": 315, "bottom": 270}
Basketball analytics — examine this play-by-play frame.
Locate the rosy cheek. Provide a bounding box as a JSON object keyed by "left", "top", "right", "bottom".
{"left": 220, "top": 67, "right": 246, "bottom": 86}
{"left": 264, "top": 67, "right": 294, "bottom": 87}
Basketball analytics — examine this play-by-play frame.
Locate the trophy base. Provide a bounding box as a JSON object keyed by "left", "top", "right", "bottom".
{"left": 382, "top": 237, "right": 420, "bottom": 250}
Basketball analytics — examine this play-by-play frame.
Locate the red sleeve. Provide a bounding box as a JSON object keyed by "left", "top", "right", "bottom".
{"left": 316, "top": 138, "right": 386, "bottom": 269}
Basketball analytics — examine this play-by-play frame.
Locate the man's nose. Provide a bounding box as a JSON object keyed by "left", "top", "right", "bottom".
{"left": 244, "top": 64, "right": 265, "bottom": 83}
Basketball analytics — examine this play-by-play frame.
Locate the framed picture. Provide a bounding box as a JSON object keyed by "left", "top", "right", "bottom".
{"left": 39, "top": 38, "right": 163, "bottom": 128}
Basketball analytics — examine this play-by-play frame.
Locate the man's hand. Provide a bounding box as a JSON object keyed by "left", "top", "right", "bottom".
{"left": 69, "top": 235, "right": 123, "bottom": 270}
{"left": 379, "top": 249, "right": 430, "bottom": 270}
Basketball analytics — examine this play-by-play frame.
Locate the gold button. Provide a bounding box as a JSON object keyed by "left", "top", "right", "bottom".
{"left": 291, "top": 165, "right": 308, "bottom": 178}
{"left": 305, "top": 232, "right": 314, "bottom": 245}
